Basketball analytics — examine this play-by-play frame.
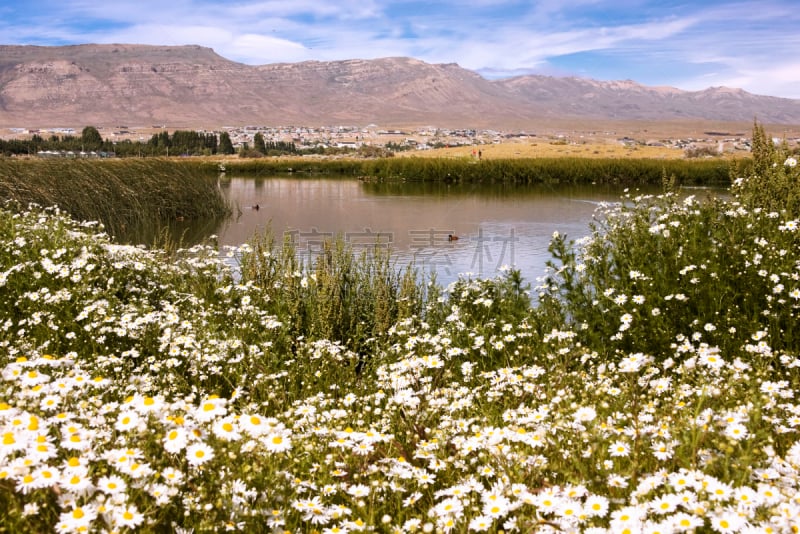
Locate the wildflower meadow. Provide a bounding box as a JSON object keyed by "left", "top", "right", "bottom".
{"left": 1, "top": 124, "right": 799, "bottom": 533}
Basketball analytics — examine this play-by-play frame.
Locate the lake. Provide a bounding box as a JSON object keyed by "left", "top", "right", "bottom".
{"left": 193, "top": 176, "right": 700, "bottom": 287}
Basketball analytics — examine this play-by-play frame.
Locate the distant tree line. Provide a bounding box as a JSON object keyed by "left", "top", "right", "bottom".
{"left": 237, "top": 132, "right": 298, "bottom": 157}
{"left": 0, "top": 126, "right": 117, "bottom": 156}
{"left": 0, "top": 126, "right": 299, "bottom": 158}
{"left": 146, "top": 130, "right": 221, "bottom": 156}
{"left": 0, "top": 126, "right": 408, "bottom": 159}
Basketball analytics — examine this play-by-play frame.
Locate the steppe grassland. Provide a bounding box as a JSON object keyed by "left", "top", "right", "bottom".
{"left": 406, "top": 140, "right": 704, "bottom": 160}
{"left": 0, "top": 125, "right": 798, "bottom": 533}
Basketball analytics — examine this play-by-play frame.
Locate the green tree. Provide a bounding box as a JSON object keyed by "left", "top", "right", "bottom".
{"left": 253, "top": 132, "right": 266, "bottom": 154}
{"left": 219, "top": 132, "right": 235, "bottom": 155}
{"left": 81, "top": 126, "right": 103, "bottom": 151}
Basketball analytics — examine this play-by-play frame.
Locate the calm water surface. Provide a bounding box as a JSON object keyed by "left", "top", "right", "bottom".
{"left": 209, "top": 177, "right": 672, "bottom": 286}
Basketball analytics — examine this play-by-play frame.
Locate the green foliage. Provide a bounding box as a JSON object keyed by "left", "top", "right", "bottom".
{"left": 731, "top": 120, "right": 800, "bottom": 217}
{"left": 252, "top": 132, "right": 266, "bottom": 154}
{"left": 683, "top": 145, "right": 720, "bottom": 158}
{"left": 356, "top": 145, "right": 395, "bottom": 158}
{"left": 0, "top": 128, "right": 224, "bottom": 157}
{"left": 237, "top": 139, "right": 300, "bottom": 158}
{"left": 80, "top": 126, "right": 103, "bottom": 151}
{"left": 0, "top": 130, "right": 116, "bottom": 156}
{"left": 218, "top": 131, "right": 235, "bottom": 155}
{"left": 147, "top": 130, "right": 219, "bottom": 156}
{"left": 385, "top": 141, "right": 415, "bottom": 152}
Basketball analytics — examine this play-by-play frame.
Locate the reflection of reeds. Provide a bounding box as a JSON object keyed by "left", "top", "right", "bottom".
{"left": 0, "top": 158, "right": 231, "bottom": 240}
{"left": 214, "top": 159, "right": 363, "bottom": 176}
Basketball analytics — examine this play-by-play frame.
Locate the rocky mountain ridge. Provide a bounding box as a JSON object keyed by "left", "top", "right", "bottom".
{"left": 2, "top": 44, "right": 800, "bottom": 128}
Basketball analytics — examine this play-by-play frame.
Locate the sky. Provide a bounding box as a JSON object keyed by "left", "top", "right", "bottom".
{"left": 2, "top": 0, "right": 800, "bottom": 99}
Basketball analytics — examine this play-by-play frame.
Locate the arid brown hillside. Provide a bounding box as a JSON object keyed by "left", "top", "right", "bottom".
{"left": 2, "top": 44, "right": 800, "bottom": 129}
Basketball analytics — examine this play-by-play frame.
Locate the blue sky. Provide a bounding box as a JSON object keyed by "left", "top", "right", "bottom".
{"left": 2, "top": 0, "right": 800, "bottom": 98}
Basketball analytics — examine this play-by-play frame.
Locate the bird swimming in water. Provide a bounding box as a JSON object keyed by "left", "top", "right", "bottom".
{"left": 448, "top": 234, "right": 459, "bottom": 241}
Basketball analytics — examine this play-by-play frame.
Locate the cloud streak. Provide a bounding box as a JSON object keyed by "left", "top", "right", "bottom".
{"left": 2, "top": 0, "right": 799, "bottom": 98}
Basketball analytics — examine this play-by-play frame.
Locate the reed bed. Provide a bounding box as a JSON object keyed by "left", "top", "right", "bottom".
{"left": 362, "top": 156, "right": 736, "bottom": 185}
{"left": 217, "top": 156, "right": 736, "bottom": 185}
{"left": 0, "top": 158, "right": 230, "bottom": 239}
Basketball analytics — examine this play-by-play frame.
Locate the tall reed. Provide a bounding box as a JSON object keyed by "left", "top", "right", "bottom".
{"left": 0, "top": 158, "right": 231, "bottom": 239}
{"left": 362, "top": 156, "right": 735, "bottom": 185}
{"left": 205, "top": 156, "right": 737, "bottom": 185}
{"left": 237, "top": 228, "right": 432, "bottom": 359}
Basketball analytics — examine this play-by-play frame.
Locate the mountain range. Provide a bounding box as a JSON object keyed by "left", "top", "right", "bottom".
{"left": 2, "top": 44, "right": 800, "bottom": 129}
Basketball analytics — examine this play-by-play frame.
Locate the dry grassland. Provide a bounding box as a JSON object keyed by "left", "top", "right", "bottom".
{"left": 402, "top": 140, "right": 705, "bottom": 160}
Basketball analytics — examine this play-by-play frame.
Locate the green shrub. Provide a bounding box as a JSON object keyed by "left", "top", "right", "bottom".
{"left": 537, "top": 122, "right": 800, "bottom": 367}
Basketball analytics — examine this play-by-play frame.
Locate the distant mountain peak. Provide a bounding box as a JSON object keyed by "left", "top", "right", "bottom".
{"left": 1, "top": 44, "right": 799, "bottom": 128}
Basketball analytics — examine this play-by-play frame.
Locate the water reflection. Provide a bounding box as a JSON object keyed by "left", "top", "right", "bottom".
{"left": 213, "top": 177, "right": 663, "bottom": 286}
{"left": 114, "top": 176, "right": 724, "bottom": 286}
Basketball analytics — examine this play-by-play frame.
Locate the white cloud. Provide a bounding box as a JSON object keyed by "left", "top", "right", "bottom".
{"left": 226, "top": 34, "right": 311, "bottom": 64}
{"left": 679, "top": 60, "right": 800, "bottom": 99}
{"left": 94, "top": 25, "right": 234, "bottom": 48}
